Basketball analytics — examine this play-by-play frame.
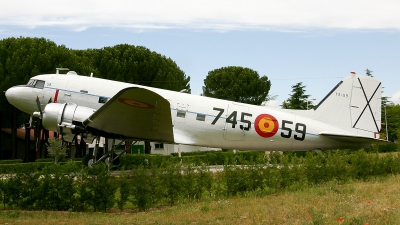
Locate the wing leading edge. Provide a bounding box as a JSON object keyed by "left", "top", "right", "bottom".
{"left": 319, "top": 132, "right": 392, "bottom": 145}
{"left": 84, "top": 87, "right": 174, "bottom": 142}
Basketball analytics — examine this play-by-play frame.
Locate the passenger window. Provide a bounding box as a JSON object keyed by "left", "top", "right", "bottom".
{"left": 177, "top": 110, "right": 186, "bottom": 118}
{"left": 98, "top": 97, "right": 108, "bottom": 104}
{"left": 34, "top": 80, "right": 45, "bottom": 89}
{"left": 196, "top": 114, "right": 206, "bottom": 121}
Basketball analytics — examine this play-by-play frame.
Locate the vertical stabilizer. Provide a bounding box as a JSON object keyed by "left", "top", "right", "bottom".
{"left": 314, "top": 73, "right": 382, "bottom": 137}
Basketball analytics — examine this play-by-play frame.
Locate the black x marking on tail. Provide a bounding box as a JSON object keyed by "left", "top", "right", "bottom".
{"left": 352, "top": 78, "right": 381, "bottom": 132}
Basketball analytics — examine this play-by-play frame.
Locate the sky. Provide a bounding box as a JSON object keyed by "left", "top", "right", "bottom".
{"left": 1, "top": 0, "right": 400, "bottom": 106}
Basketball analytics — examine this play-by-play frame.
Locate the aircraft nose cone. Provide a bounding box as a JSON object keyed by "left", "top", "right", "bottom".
{"left": 5, "top": 86, "right": 37, "bottom": 115}
{"left": 5, "top": 87, "right": 17, "bottom": 104}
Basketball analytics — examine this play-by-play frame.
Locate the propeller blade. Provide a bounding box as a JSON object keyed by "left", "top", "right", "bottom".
{"left": 35, "top": 96, "right": 43, "bottom": 118}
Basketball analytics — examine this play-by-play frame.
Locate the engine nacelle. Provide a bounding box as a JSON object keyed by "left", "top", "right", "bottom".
{"left": 42, "top": 103, "right": 96, "bottom": 142}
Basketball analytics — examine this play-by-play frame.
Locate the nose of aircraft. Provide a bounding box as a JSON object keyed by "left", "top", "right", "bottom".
{"left": 5, "top": 86, "right": 37, "bottom": 115}
{"left": 5, "top": 87, "right": 17, "bottom": 104}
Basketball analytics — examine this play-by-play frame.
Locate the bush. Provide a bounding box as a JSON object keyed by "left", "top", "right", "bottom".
{"left": 130, "top": 166, "right": 153, "bottom": 211}
{"left": 119, "top": 154, "right": 175, "bottom": 169}
{"left": 46, "top": 138, "right": 67, "bottom": 164}
{"left": 85, "top": 164, "right": 117, "bottom": 212}
{"left": 116, "top": 172, "right": 130, "bottom": 211}
{"left": 0, "top": 148, "right": 399, "bottom": 212}
{"left": 35, "top": 163, "right": 78, "bottom": 210}
{"left": 161, "top": 163, "right": 184, "bottom": 206}
{"left": 0, "top": 159, "right": 23, "bottom": 165}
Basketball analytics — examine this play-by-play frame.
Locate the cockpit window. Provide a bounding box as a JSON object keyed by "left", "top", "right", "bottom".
{"left": 27, "top": 79, "right": 36, "bottom": 86}
{"left": 35, "top": 80, "right": 45, "bottom": 89}
{"left": 27, "top": 79, "right": 45, "bottom": 89}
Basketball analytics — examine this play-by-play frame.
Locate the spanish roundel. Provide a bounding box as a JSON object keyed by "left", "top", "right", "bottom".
{"left": 118, "top": 98, "right": 155, "bottom": 109}
{"left": 254, "top": 114, "right": 279, "bottom": 138}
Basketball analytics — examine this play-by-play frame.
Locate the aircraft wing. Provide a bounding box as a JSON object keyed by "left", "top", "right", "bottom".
{"left": 84, "top": 87, "right": 174, "bottom": 142}
{"left": 319, "top": 132, "right": 392, "bottom": 145}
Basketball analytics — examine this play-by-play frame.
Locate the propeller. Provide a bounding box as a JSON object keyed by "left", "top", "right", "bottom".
{"left": 32, "top": 96, "right": 44, "bottom": 154}
{"left": 32, "top": 96, "right": 53, "bottom": 156}
{"left": 32, "top": 95, "right": 85, "bottom": 158}
{"left": 32, "top": 96, "right": 43, "bottom": 118}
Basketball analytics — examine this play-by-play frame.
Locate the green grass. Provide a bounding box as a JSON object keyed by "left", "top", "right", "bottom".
{"left": 1, "top": 175, "right": 399, "bottom": 224}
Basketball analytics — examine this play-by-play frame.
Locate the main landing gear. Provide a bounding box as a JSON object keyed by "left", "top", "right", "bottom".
{"left": 82, "top": 137, "right": 136, "bottom": 169}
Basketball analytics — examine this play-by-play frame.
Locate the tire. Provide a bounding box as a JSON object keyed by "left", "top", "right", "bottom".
{"left": 82, "top": 153, "right": 93, "bottom": 167}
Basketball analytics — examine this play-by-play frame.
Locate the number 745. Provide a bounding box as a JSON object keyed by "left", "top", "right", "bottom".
{"left": 211, "top": 107, "right": 252, "bottom": 131}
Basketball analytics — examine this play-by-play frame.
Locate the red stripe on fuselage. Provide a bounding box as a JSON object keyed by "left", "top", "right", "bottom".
{"left": 54, "top": 90, "right": 59, "bottom": 103}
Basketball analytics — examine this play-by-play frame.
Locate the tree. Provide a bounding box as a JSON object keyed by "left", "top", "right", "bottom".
{"left": 203, "top": 66, "right": 271, "bottom": 105}
{"left": 0, "top": 37, "right": 74, "bottom": 128}
{"left": 380, "top": 103, "right": 400, "bottom": 142}
{"left": 281, "top": 82, "right": 314, "bottom": 110}
{"left": 0, "top": 37, "right": 74, "bottom": 159}
{"left": 46, "top": 138, "right": 67, "bottom": 164}
{"left": 0, "top": 39, "right": 191, "bottom": 155}
{"left": 86, "top": 44, "right": 190, "bottom": 93}
{"left": 365, "top": 68, "right": 373, "bottom": 77}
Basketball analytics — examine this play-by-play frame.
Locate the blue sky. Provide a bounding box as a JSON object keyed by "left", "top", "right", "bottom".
{"left": 1, "top": 0, "right": 400, "bottom": 106}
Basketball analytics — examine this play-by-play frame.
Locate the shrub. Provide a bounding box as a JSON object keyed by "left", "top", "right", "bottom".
{"left": 85, "top": 164, "right": 117, "bottom": 212}
{"left": 130, "top": 166, "right": 155, "bottom": 211}
{"left": 0, "top": 159, "right": 23, "bottom": 165}
{"left": 116, "top": 172, "right": 130, "bottom": 211}
{"left": 161, "top": 163, "right": 183, "bottom": 206}
{"left": 46, "top": 138, "right": 67, "bottom": 164}
{"left": 35, "top": 163, "right": 77, "bottom": 210}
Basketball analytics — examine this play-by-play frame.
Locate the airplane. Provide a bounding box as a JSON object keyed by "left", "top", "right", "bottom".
{"left": 5, "top": 69, "right": 389, "bottom": 166}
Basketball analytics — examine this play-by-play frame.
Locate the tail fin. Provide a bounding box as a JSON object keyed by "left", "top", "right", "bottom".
{"left": 314, "top": 72, "right": 382, "bottom": 138}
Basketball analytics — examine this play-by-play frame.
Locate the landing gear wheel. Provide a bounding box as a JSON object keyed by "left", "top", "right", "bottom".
{"left": 82, "top": 153, "right": 93, "bottom": 167}
{"left": 87, "top": 159, "right": 95, "bottom": 168}
{"left": 105, "top": 153, "right": 120, "bottom": 168}
{"left": 105, "top": 157, "right": 111, "bottom": 167}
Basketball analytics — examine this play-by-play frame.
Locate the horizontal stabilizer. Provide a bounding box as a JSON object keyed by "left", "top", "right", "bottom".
{"left": 319, "top": 132, "right": 392, "bottom": 145}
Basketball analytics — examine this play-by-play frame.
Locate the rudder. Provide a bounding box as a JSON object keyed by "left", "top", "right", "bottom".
{"left": 314, "top": 73, "right": 382, "bottom": 137}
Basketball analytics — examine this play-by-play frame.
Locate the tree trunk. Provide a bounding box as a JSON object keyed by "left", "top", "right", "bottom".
{"left": 144, "top": 141, "right": 151, "bottom": 154}
{"left": 11, "top": 107, "right": 17, "bottom": 159}
{"left": 40, "top": 127, "right": 48, "bottom": 158}
{"left": 0, "top": 111, "right": 3, "bottom": 160}
{"left": 125, "top": 141, "right": 132, "bottom": 154}
{"left": 80, "top": 138, "right": 86, "bottom": 157}
{"left": 24, "top": 122, "right": 30, "bottom": 162}
{"left": 34, "top": 117, "right": 41, "bottom": 159}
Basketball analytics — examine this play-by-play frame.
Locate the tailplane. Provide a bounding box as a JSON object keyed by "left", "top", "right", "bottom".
{"left": 314, "top": 72, "right": 382, "bottom": 138}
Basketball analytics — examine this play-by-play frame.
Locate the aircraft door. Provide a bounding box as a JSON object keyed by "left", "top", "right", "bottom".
{"left": 224, "top": 104, "right": 249, "bottom": 140}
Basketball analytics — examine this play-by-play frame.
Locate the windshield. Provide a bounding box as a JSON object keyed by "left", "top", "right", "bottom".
{"left": 26, "top": 79, "right": 45, "bottom": 89}
{"left": 27, "top": 79, "right": 36, "bottom": 86}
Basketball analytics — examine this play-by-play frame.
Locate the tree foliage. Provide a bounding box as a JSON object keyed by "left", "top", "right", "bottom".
{"left": 46, "top": 138, "right": 67, "bottom": 164}
{"left": 381, "top": 103, "right": 400, "bottom": 142}
{"left": 71, "top": 44, "right": 190, "bottom": 92}
{"left": 0, "top": 37, "right": 74, "bottom": 127}
{"left": 203, "top": 66, "right": 271, "bottom": 105}
{"left": 281, "top": 82, "right": 314, "bottom": 109}
{"left": 0, "top": 37, "right": 190, "bottom": 129}
{"left": 365, "top": 68, "right": 373, "bottom": 77}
